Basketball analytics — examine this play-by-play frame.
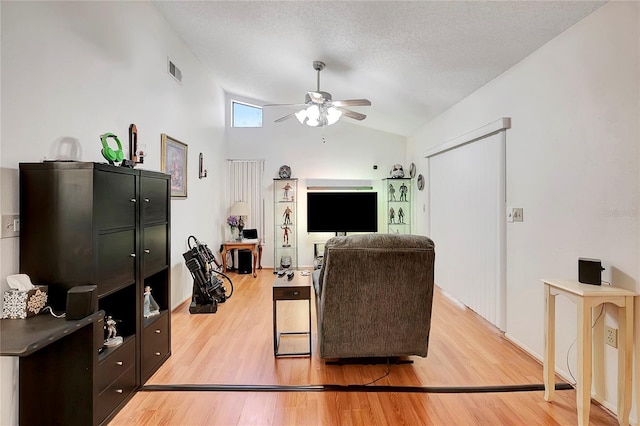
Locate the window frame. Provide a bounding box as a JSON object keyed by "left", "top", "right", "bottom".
{"left": 231, "top": 100, "right": 263, "bottom": 128}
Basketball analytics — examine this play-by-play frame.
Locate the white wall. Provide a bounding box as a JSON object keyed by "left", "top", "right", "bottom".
{"left": 0, "top": 2, "right": 227, "bottom": 423}
{"left": 407, "top": 2, "right": 639, "bottom": 419}
{"left": 226, "top": 93, "right": 406, "bottom": 268}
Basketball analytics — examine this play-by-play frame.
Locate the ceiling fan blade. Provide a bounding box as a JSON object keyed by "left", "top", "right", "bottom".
{"left": 336, "top": 107, "right": 366, "bottom": 121}
{"left": 332, "top": 99, "right": 371, "bottom": 107}
{"left": 264, "top": 103, "right": 306, "bottom": 108}
{"left": 274, "top": 112, "right": 297, "bottom": 123}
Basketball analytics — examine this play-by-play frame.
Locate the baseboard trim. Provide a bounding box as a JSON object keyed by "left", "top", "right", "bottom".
{"left": 142, "top": 383, "right": 573, "bottom": 394}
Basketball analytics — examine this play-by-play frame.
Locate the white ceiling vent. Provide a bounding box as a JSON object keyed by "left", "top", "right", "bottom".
{"left": 167, "top": 58, "right": 182, "bottom": 84}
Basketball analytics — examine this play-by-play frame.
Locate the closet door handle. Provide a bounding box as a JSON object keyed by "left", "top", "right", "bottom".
{"left": 155, "top": 329, "right": 161, "bottom": 334}
{"left": 115, "top": 389, "right": 123, "bottom": 394}
{"left": 144, "top": 198, "right": 150, "bottom": 203}
{"left": 144, "top": 249, "right": 150, "bottom": 254}
{"left": 130, "top": 253, "right": 136, "bottom": 257}
{"left": 155, "top": 352, "right": 161, "bottom": 356}
{"left": 130, "top": 198, "right": 136, "bottom": 203}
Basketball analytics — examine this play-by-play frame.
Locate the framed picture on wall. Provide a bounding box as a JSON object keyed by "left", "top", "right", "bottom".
{"left": 161, "top": 134, "right": 188, "bottom": 198}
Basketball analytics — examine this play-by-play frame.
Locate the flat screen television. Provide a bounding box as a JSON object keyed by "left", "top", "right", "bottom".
{"left": 307, "top": 192, "right": 378, "bottom": 233}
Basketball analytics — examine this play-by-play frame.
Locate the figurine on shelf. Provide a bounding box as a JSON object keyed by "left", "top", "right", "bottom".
{"left": 144, "top": 286, "right": 160, "bottom": 318}
{"left": 399, "top": 182, "right": 408, "bottom": 201}
{"left": 389, "top": 207, "right": 395, "bottom": 224}
{"left": 388, "top": 183, "right": 396, "bottom": 201}
{"left": 104, "top": 315, "right": 124, "bottom": 347}
{"left": 281, "top": 224, "right": 291, "bottom": 246}
{"left": 398, "top": 207, "right": 405, "bottom": 224}
{"left": 282, "top": 183, "right": 292, "bottom": 201}
{"left": 283, "top": 206, "right": 292, "bottom": 225}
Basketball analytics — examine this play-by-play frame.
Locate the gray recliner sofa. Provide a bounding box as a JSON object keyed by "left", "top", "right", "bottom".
{"left": 312, "top": 233, "right": 435, "bottom": 359}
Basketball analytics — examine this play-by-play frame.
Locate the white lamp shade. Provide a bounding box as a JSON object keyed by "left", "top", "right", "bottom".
{"left": 230, "top": 201, "right": 250, "bottom": 216}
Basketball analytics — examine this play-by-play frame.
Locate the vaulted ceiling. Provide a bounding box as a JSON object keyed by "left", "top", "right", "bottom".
{"left": 152, "top": 1, "right": 606, "bottom": 137}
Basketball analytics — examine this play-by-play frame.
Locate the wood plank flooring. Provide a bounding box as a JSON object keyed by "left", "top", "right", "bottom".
{"left": 109, "top": 269, "right": 617, "bottom": 425}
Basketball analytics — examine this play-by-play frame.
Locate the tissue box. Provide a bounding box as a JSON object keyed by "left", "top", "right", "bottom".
{"left": 2, "top": 285, "right": 48, "bottom": 319}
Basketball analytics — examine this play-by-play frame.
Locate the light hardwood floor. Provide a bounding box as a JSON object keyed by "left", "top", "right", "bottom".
{"left": 110, "top": 269, "right": 617, "bottom": 425}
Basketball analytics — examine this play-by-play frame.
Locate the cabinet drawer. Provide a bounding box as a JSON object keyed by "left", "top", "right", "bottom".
{"left": 96, "top": 365, "right": 136, "bottom": 424}
{"left": 98, "top": 230, "right": 136, "bottom": 295}
{"left": 97, "top": 338, "right": 136, "bottom": 394}
{"left": 141, "top": 313, "right": 170, "bottom": 380}
{"left": 95, "top": 171, "right": 136, "bottom": 230}
{"left": 143, "top": 224, "right": 167, "bottom": 275}
{"left": 141, "top": 176, "right": 168, "bottom": 224}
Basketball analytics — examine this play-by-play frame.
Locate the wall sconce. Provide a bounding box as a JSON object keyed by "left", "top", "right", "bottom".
{"left": 199, "top": 153, "right": 207, "bottom": 179}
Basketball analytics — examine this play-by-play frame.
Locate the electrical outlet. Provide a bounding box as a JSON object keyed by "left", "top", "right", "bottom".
{"left": 513, "top": 208, "right": 524, "bottom": 222}
{"left": 605, "top": 326, "right": 618, "bottom": 348}
{"left": 1, "top": 214, "right": 20, "bottom": 238}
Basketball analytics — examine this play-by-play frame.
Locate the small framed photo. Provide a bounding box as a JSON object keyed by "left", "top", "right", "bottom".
{"left": 161, "top": 134, "right": 188, "bottom": 198}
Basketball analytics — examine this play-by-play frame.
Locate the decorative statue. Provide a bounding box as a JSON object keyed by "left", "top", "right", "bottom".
{"left": 282, "top": 183, "right": 292, "bottom": 201}
{"left": 399, "top": 182, "right": 408, "bottom": 201}
{"left": 389, "top": 207, "right": 395, "bottom": 224}
{"left": 283, "top": 206, "right": 292, "bottom": 225}
{"left": 390, "top": 163, "right": 405, "bottom": 178}
{"left": 388, "top": 183, "right": 396, "bottom": 201}
{"left": 104, "top": 315, "right": 123, "bottom": 347}
{"left": 398, "top": 207, "right": 405, "bottom": 223}
{"left": 281, "top": 224, "right": 291, "bottom": 246}
{"left": 278, "top": 165, "right": 291, "bottom": 179}
{"left": 144, "top": 286, "right": 160, "bottom": 318}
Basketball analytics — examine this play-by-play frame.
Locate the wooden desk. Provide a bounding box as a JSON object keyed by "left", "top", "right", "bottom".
{"left": 221, "top": 240, "right": 262, "bottom": 277}
{"left": 542, "top": 279, "right": 637, "bottom": 426}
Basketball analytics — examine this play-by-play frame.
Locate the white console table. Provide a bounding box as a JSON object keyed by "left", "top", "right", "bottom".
{"left": 542, "top": 279, "right": 637, "bottom": 426}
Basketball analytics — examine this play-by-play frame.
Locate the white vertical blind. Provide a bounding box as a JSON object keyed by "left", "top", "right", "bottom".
{"left": 226, "top": 160, "right": 265, "bottom": 241}
{"left": 428, "top": 131, "right": 506, "bottom": 330}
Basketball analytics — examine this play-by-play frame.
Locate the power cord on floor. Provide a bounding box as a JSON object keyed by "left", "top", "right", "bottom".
{"left": 566, "top": 304, "right": 604, "bottom": 385}
{"left": 363, "top": 358, "right": 391, "bottom": 386}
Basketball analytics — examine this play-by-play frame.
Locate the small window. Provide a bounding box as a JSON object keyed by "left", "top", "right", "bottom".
{"left": 232, "top": 101, "right": 262, "bottom": 128}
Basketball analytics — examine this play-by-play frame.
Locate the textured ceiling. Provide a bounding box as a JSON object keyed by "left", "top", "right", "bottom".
{"left": 151, "top": 1, "right": 606, "bottom": 137}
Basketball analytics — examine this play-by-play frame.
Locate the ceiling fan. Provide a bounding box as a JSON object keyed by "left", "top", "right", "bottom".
{"left": 264, "top": 61, "right": 371, "bottom": 127}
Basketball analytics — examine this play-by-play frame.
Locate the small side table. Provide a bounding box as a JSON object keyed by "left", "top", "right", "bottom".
{"left": 220, "top": 240, "right": 262, "bottom": 277}
{"left": 542, "top": 279, "right": 637, "bottom": 426}
{"left": 273, "top": 272, "right": 312, "bottom": 357}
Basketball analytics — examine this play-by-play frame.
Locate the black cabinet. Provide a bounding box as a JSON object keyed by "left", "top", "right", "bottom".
{"left": 19, "top": 162, "right": 171, "bottom": 425}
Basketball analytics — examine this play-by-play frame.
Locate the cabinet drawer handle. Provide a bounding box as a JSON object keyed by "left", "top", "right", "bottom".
{"left": 155, "top": 352, "right": 161, "bottom": 356}
{"left": 130, "top": 253, "right": 136, "bottom": 257}
{"left": 130, "top": 198, "right": 136, "bottom": 203}
{"left": 155, "top": 329, "right": 161, "bottom": 334}
{"left": 144, "top": 249, "right": 151, "bottom": 254}
{"left": 144, "top": 198, "right": 150, "bottom": 203}
{"left": 115, "top": 389, "right": 123, "bottom": 394}
{"left": 116, "top": 361, "right": 123, "bottom": 366}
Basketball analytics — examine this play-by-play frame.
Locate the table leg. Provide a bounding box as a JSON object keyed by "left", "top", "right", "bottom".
{"left": 252, "top": 245, "right": 258, "bottom": 278}
{"left": 221, "top": 246, "right": 228, "bottom": 272}
{"left": 617, "top": 298, "right": 633, "bottom": 426}
{"left": 543, "top": 284, "right": 556, "bottom": 401}
{"left": 576, "top": 298, "right": 592, "bottom": 426}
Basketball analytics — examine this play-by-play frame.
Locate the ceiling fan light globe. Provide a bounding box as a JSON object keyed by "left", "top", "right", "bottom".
{"left": 295, "top": 109, "right": 308, "bottom": 124}
{"left": 327, "top": 107, "right": 342, "bottom": 125}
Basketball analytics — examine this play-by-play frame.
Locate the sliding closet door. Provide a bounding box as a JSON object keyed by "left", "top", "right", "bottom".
{"left": 429, "top": 131, "right": 506, "bottom": 330}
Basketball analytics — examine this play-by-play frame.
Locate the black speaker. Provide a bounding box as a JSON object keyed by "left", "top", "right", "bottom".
{"left": 238, "top": 249, "right": 252, "bottom": 274}
{"left": 578, "top": 258, "right": 603, "bottom": 286}
{"left": 66, "top": 285, "right": 98, "bottom": 320}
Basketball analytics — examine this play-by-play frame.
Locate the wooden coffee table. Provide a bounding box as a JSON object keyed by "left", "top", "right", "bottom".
{"left": 272, "top": 272, "right": 312, "bottom": 357}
